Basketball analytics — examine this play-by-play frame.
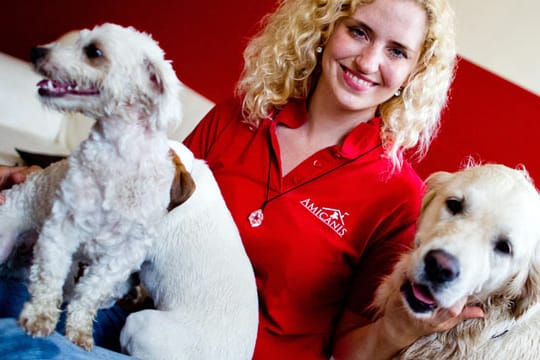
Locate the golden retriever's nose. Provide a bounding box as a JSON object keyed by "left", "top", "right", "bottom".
{"left": 30, "top": 47, "right": 49, "bottom": 65}
{"left": 424, "top": 249, "right": 460, "bottom": 284}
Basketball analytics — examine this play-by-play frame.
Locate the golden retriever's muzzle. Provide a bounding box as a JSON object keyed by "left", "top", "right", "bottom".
{"left": 402, "top": 249, "right": 461, "bottom": 314}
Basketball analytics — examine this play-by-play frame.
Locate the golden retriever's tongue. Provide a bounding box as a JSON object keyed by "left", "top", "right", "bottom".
{"left": 411, "top": 282, "right": 435, "bottom": 305}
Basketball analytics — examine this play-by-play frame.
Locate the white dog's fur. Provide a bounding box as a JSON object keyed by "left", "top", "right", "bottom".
{"left": 119, "top": 147, "right": 258, "bottom": 360}
{"left": 15, "top": 23, "right": 180, "bottom": 349}
{"left": 374, "top": 164, "right": 540, "bottom": 359}
{"left": 0, "top": 23, "right": 258, "bottom": 359}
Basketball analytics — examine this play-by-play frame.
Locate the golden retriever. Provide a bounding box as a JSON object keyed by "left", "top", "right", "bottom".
{"left": 374, "top": 164, "right": 540, "bottom": 359}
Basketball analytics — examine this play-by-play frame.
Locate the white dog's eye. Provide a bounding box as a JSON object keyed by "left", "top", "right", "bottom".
{"left": 445, "top": 197, "right": 464, "bottom": 215}
{"left": 494, "top": 236, "right": 512, "bottom": 256}
{"left": 84, "top": 43, "right": 103, "bottom": 59}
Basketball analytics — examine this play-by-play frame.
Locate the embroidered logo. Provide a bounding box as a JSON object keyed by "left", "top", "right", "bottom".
{"left": 300, "top": 198, "right": 349, "bottom": 237}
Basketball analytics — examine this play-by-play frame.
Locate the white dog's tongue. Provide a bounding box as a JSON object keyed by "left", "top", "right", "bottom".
{"left": 411, "top": 282, "right": 436, "bottom": 305}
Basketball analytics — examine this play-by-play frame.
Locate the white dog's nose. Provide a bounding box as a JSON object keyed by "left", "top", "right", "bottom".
{"left": 424, "top": 249, "right": 460, "bottom": 284}
{"left": 30, "top": 47, "right": 49, "bottom": 65}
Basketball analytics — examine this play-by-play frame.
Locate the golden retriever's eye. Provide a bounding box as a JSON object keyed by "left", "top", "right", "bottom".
{"left": 84, "top": 43, "right": 103, "bottom": 58}
{"left": 494, "top": 236, "right": 512, "bottom": 256}
{"left": 445, "top": 197, "right": 463, "bottom": 215}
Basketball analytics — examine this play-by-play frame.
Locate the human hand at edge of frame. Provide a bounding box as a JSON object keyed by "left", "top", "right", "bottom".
{"left": 380, "top": 291, "right": 485, "bottom": 349}
{"left": 0, "top": 165, "right": 41, "bottom": 204}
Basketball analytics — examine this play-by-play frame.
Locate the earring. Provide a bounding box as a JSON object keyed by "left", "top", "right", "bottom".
{"left": 394, "top": 88, "right": 402, "bottom": 97}
{"left": 316, "top": 46, "right": 323, "bottom": 54}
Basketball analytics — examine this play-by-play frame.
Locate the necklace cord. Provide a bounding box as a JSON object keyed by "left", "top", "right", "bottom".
{"left": 261, "top": 150, "right": 273, "bottom": 210}
{"left": 260, "top": 142, "right": 382, "bottom": 211}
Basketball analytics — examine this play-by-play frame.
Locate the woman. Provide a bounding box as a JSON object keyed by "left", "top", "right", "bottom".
{"left": 0, "top": 0, "right": 482, "bottom": 358}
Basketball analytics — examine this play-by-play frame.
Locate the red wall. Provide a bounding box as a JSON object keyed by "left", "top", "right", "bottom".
{"left": 416, "top": 59, "right": 540, "bottom": 181}
{"left": 2, "top": 1, "right": 539, "bottom": 182}
{"left": 1, "top": 0, "right": 276, "bottom": 103}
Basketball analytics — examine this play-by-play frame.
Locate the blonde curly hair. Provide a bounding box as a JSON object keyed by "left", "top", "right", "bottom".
{"left": 236, "top": 0, "right": 457, "bottom": 169}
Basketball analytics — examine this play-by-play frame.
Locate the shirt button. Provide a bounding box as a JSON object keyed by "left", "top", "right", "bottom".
{"left": 334, "top": 152, "right": 343, "bottom": 159}
{"left": 312, "top": 159, "right": 323, "bottom": 168}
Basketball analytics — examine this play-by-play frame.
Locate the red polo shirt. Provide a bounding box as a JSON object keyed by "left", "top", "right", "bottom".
{"left": 184, "top": 97, "right": 424, "bottom": 359}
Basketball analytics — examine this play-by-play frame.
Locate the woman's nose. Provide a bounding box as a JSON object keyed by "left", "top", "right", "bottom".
{"left": 354, "top": 45, "right": 381, "bottom": 74}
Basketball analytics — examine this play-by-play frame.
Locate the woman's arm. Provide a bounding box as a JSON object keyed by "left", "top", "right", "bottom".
{"left": 333, "top": 289, "right": 483, "bottom": 359}
{"left": 333, "top": 311, "right": 408, "bottom": 360}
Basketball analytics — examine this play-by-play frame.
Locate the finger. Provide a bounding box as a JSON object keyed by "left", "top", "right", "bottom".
{"left": 0, "top": 166, "right": 26, "bottom": 183}
{"left": 461, "top": 306, "right": 484, "bottom": 320}
{"left": 0, "top": 193, "right": 5, "bottom": 205}
{"left": 1, "top": 166, "right": 28, "bottom": 174}
{"left": 10, "top": 172, "right": 27, "bottom": 184}
{"left": 9, "top": 166, "right": 40, "bottom": 185}
{"left": 446, "top": 297, "right": 467, "bottom": 317}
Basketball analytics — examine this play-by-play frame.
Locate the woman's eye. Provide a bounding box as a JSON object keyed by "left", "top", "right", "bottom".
{"left": 389, "top": 47, "right": 407, "bottom": 59}
{"left": 84, "top": 43, "right": 103, "bottom": 59}
{"left": 349, "top": 27, "right": 368, "bottom": 40}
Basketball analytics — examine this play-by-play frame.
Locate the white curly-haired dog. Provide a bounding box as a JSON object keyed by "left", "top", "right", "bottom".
{"left": 374, "top": 164, "right": 540, "bottom": 359}
{"left": 0, "top": 23, "right": 258, "bottom": 359}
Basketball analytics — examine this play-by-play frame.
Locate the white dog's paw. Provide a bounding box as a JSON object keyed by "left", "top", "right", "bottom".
{"left": 64, "top": 305, "right": 96, "bottom": 350}
{"left": 121, "top": 310, "right": 183, "bottom": 359}
{"left": 18, "top": 301, "right": 60, "bottom": 337}
{"left": 120, "top": 311, "right": 155, "bottom": 357}
{"left": 65, "top": 323, "right": 94, "bottom": 350}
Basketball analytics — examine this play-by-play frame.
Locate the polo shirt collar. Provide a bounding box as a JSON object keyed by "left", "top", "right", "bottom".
{"left": 273, "top": 99, "right": 383, "bottom": 159}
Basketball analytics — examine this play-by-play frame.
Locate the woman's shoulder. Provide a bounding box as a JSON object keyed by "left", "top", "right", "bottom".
{"left": 397, "top": 161, "right": 425, "bottom": 191}
{"left": 381, "top": 160, "right": 426, "bottom": 207}
{"left": 209, "top": 96, "right": 243, "bottom": 117}
{"left": 193, "top": 97, "right": 245, "bottom": 133}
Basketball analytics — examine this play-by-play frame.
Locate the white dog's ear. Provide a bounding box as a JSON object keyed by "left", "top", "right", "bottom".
{"left": 421, "top": 171, "right": 453, "bottom": 214}
{"left": 167, "top": 149, "right": 196, "bottom": 211}
{"left": 146, "top": 60, "right": 165, "bottom": 95}
{"left": 144, "top": 57, "right": 182, "bottom": 134}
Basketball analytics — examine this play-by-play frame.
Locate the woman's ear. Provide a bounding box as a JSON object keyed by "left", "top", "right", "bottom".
{"left": 143, "top": 55, "right": 183, "bottom": 134}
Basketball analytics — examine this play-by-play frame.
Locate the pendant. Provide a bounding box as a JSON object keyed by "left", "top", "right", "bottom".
{"left": 248, "top": 209, "right": 264, "bottom": 227}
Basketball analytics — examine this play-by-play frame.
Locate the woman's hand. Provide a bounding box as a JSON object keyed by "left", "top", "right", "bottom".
{"left": 0, "top": 165, "right": 40, "bottom": 204}
{"left": 380, "top": 291, "right": 484, "bottom": 350}
{"left": 333, "top": 290, "right": 484, "bottom": 360}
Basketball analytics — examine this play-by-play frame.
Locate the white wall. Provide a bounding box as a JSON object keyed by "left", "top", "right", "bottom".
{"left": 450, "top": 0, "right": 540, "bottom": 95}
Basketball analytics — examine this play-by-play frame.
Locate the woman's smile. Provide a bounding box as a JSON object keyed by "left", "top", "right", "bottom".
{"left": 341, "top": 64, "right": 377, "bottom": 91}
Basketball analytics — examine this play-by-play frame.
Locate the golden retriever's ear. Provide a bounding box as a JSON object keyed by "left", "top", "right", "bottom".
{"left": 420, "top": 190, "right": 437, "bottom": 215}
{"left": 421, "top": 171, "right": 453, "bottom": 214}
{"left": 168, "top": 150, "right": 196, "bottom": 211}
{"left": 513, "top": 255, "right": 540, "bottom": 319}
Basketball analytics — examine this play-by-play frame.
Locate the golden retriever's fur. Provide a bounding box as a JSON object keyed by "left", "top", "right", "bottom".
{"left": 374, "top": 164, "right": 540, "bottom": 359}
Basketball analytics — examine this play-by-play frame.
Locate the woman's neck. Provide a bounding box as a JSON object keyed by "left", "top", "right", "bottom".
{"left": 307, "top": 80, "right": 376, "bottom": 140}
{"left": 304, "top": 87, "right": 375, "bottom": 145}
{"left": 276, "top": 82, "right": 377, "bottom": 176}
